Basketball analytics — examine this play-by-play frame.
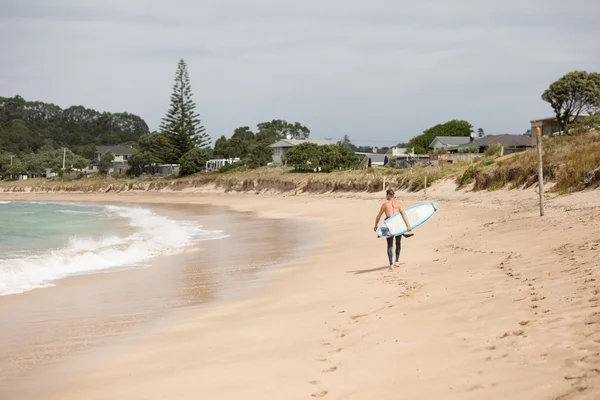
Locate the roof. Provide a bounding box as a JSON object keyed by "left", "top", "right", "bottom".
{"left": 269, "top": 139, "right": 333, "bottom": 148}
{"left": 95, "top": 145, "right": 133, "bottom": 155}
{"left": 429, "top": 136, "right": 472, "bottom": 147}
{"left": 357, "top": 153, "right": 387, "bottom": 164}
{"left": 457, "top": 134, "right": 533, "bottom": 149}
{"left": 530, "top": 114, "right": 590, "bottom": 123}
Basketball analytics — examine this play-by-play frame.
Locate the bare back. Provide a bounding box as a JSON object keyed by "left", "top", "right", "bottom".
{"left": 382, "top": 199, "right": 402, "bottom": 218}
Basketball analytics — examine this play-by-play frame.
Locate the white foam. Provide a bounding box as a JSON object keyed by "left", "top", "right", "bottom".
{"left": 0, "top": 201, "right": 11, "bottom": 204}
{"left": 0, "top": 205, "right": 229, "bottom": 296}
{"left": 54, "top": 209, "right": 97, "bottom": 215}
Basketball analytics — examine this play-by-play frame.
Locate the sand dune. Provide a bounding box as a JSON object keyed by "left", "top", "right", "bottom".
{"left": 1, "top": 183, "right": 599, "bottom": 399}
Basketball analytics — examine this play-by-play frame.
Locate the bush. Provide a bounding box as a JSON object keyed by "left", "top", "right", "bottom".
{"left": 459, "top": 146, "right": 479, "bottom": 154}
{"left": 286, "top": 142, "right": 320, "bottom": 172}
{"left": 179, "top": 148, "right": 210, "bottom": 177}
{"left": 286, "top": 143, "right": 360, "bottom": 172}
{"left": 458, "top": 166, "right": 478, "bottom": 187}
{"left": 485, "top": 144, "right": 502, "bottom": 156}
{"left": 218, "top": 161, "right": 247, "bottom": 173}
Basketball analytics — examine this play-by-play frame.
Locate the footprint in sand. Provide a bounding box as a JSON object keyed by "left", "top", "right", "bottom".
{"left": 311, "top": 390, "right": 328, "bottom": 398}
{"left": 499, "top": 330, "right": 525, "bottom": 339}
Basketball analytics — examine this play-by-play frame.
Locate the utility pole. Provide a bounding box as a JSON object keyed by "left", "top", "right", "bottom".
{"left": 535, "top": 127, "right": 544, "bottom": 216}
{"left": 10, "top": 155, "right": 13, "bottom": 166}
{"left": 62, "top": 148, "right": 66, "bottom": 170}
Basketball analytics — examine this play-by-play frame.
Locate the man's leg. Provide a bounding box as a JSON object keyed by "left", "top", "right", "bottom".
{"left": 395, "top": 235, "right": 402, "bottom": 265}
{"left": 386, "top": 236, "right": 394, "bottom": 269}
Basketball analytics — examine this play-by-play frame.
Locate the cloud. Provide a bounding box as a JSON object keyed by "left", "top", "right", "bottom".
{"left": 1, "top": 0, "right": 599, "bottom": 145}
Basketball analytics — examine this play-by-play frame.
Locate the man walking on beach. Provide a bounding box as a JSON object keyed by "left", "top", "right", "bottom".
{"left": 373, "top": 189, "right": 412, "bottom": 271}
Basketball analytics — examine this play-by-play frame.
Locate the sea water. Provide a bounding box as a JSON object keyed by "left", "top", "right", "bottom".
{"left": 0, "top": 201, "right": 228, "bottom": 296}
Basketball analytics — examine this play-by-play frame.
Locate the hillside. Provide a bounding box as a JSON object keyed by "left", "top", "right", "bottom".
{"left": 0, "top": 95, "right": 150, "bottom": 159}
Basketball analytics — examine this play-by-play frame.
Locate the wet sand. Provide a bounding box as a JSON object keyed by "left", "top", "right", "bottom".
{"left": 1, "top": 185, "right": 600, "bottom": 399}
{"left": 0, "top": 201, "right": 317, "bottom": 400}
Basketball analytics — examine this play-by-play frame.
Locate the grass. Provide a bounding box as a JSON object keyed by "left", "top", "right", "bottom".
{"left": 468, "top": 132, "right": 600, "bottom": 193}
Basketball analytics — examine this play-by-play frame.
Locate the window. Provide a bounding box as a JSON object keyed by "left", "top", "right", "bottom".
{"left": 123, "top": 155, "right": 128, "bottom": 160}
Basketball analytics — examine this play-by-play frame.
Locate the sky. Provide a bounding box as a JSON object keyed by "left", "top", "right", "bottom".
{"left": 2, "top": 0, "right": 599, "bottom": 146}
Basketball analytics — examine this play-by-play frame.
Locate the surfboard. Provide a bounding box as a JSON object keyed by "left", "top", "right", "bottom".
{"left": 377, "top": 202, "right": 439, "bottom": 238}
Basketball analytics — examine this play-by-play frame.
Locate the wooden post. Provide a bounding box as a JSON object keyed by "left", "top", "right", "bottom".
{"left": 383, "top": 176, "right": 386, "bottom": 192}
{"left": 536, "top": 127, "right": 544, "bottom": 216}
{"left": 424, "top": 174, "right": 427, "bottom": 197}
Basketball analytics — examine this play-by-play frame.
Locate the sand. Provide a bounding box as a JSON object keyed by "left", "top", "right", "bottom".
{"left": 1, "top": 183, "right": 600, "bottom": 399}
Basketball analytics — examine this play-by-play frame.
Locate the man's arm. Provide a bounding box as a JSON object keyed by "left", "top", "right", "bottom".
{"left": 396, "top": 201, "right": 412, "bottom": 232}
{"left": 373, "top": 204, "right": 384, "bottom": 231}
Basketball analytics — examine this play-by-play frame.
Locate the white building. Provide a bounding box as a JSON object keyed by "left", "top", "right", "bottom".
{"left": 205, "top": 158, "right": 241, "bottom": 171}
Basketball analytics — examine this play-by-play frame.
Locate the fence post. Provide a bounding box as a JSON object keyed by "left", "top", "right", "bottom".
{"left": 383, "top": 176, "right": 386, "bottom": 192}
{"left": 424, "top": 174, "right": 427, "bottom": 197}
{"left": 536, "top": 127, "right": 545, "bottom": 216}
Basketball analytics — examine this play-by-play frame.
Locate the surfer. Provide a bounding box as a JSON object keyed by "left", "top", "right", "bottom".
{"left": 373, "top": 189, "right": 413, "bottom": 270}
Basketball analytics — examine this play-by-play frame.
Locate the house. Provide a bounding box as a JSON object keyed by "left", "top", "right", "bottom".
{"left": 389, "top": 147, "right": 409, "bottom": 157}
{"left": 269, "top": 139, "right": 333, "bottom": 165}
{"left": 85, "top": 159, "right": 100, "bottom": 174}
{"left": 356, "top": 152, "right": 388, "bottom": 168}
{"left": 94, "top": 145, "right": 133, "bottom": 175}
{"left": 530, "top": 114, "right": 592, "bottom": 138}
{"left": 94, "top": 146, "right": 133, "bottom": 163}
{"left": 429, "top": 136, "right": 473, "bottom": 151}
{"left": 455, "top": 134, "right": 534, "bottom": 154}
{"left": 156, "top": 164, "right": 180, "bottom": 177}
{"left": 205, "top": 158, "right": 240, "bottom": 172}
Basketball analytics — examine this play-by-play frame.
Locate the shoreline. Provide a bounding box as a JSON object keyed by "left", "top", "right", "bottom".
{"left": 0, "top": 198, "right": 319, "bottom": 400}
{"left": 1, "top": 187, "right": 600, "bottom": 399}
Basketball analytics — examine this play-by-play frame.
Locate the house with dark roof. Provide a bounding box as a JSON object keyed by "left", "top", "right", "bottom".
{"left": 455, "top": 134, "right": 534, "bottom": 154}
{"left": 269, "top": 139, "right": 334, "bottom": 165}
{"left": 429, "top": 136, "right": 472, "bottom": 151}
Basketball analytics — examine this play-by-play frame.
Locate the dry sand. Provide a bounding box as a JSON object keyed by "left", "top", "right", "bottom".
{"left": 1, "top": 182, "right": 600, "bottom": 399}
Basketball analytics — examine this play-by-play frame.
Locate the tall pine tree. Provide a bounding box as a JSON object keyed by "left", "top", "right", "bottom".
{"left": 160, "top": 59, "right": 210, "bottom": 160}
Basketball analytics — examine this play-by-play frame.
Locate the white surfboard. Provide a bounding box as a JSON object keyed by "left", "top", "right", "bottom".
{"left": 377, "top": 202, "right": 439, "bottom": 238}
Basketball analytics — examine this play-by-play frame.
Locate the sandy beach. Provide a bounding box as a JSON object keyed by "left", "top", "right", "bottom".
{"left": 1, "top": 183, "right": 600, "bottom": 399}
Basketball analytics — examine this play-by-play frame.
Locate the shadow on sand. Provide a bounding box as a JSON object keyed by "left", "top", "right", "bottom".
{"left": 346, "top": 264, "right": 405, "bottom": 275}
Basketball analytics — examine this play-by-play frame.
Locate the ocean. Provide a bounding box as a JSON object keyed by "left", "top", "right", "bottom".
{"left": 0, "top": 201, "right": 228, "bottom": 296}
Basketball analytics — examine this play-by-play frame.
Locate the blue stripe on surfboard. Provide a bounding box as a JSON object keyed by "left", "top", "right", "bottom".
{"left": 377, "top": 202, "right": 439, "bottom": 238}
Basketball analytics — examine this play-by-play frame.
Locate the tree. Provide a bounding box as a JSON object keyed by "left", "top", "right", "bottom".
{"left": 256, "top": 119, "right": 310, "bottom": 142}
{"left": 542, "top": 70, "right": 600, "bottom": 135}
{"left": 160, "top": 59, "right": 210, "bottom": 160}
{"left": 213, "top": 135, "right": 230, "bottom": 158}
{"left": 99, "top": 151, "right": 114, "bottom": 174}
{"left": 179, "top": 148, "right": 210, "bottom": 177}
{"left": 285, "top": 142, "right": 320, "bottom": 171}
{"left": 244, "top": 140, "right": 273, "bottom": 169}
{"left": 406, "top": 120, "right": 473, "bottom": 154}
{"left": 0, "top": 95, "right": 148, "bottom": 160}
{"left": 228, "top": 127, "right": 256, "bottom": 158}
{"left": 139, "top": 131, "right": 178, "bottom": 164}
{"left": 477, "top": 128, "right": 485, "bottom": 137}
